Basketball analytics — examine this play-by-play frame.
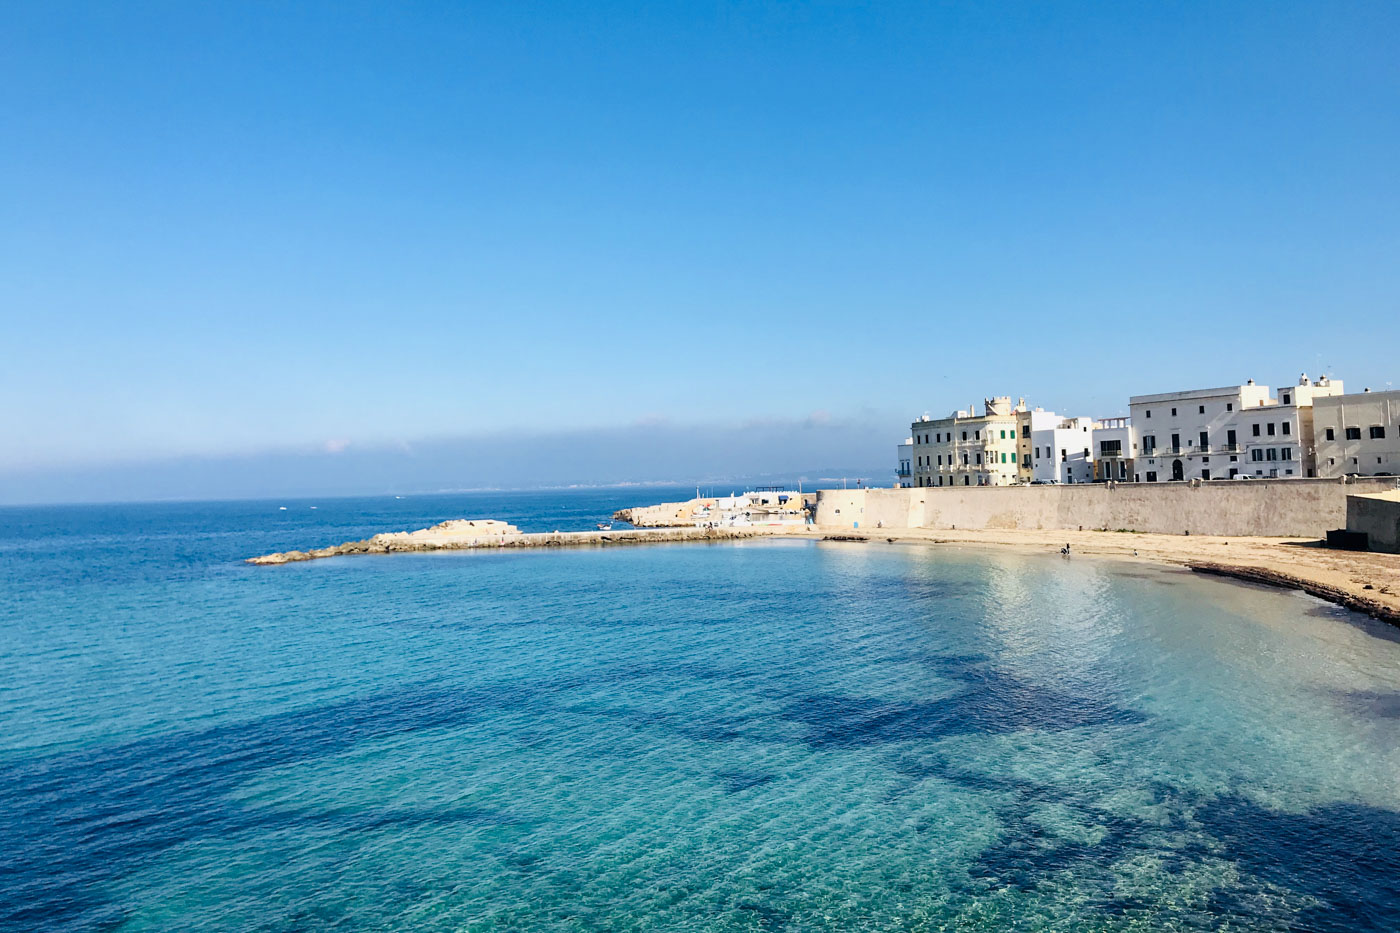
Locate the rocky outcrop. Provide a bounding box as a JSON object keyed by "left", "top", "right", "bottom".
{"left": 248, "top": 521, "right": 795, "bottom": 564}
{"left": 1187, "top": 561, "right": 1400, "bottom": 625}
{"left": 248, "top": 519, "right": 521, "bottom": 564}
{"left": 612, "top": 501, "right": 699, "bottom": 527}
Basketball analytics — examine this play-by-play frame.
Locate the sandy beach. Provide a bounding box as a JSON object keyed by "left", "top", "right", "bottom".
{"left": 804, "top": 525, "right": 1400, "bottom": 624}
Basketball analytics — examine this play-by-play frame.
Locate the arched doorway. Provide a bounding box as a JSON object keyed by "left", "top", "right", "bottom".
{"left": 1171, "top": 459, "right": 1184, "bottom": 481}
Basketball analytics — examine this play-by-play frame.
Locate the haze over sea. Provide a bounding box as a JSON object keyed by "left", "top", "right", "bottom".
{"left": 3, "top": 488, "right": 1400, "bottom": 931}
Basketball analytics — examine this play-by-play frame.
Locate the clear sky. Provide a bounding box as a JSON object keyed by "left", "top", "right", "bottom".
{"left": 3, "top": 1, "right": 1398, "bottom": 501}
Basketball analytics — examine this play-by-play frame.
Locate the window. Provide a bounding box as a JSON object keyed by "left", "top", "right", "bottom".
{"left": 1266, "top": 448, "right": 1278, "bottom": 461}
{"left": 1146, "top": 471, "right": 1158, "bottom": 482}
{"left": 1371, "top": 426, "right": 1387, "bottom": 439}
{"left": 976, "top": 454, "right": 982, "bottom": 465}
{"left": 1252, "top": 449, "right": 1263, "bottom": 462}
{"left": 1100, "top": 440, "right": 1122, "bottom": 457}
{"left": 1000, "top": 430, "right": 1006, "bottom": 439}
{"left": 1199, "top": 405, "right": 1205, "bottom": 414}
{"left": 1282, "top": 393, "right": 1291, "bottom": 404}
{"left": 974, "top": 430, "right": 980, "bottom": 440}
{"left": 1145, "top": 410, "right": 1151, "bottom": 418}
{"left": 1281, "top": 448, "right": 1292, "bottom": 461}
{"left": 1227, "top": 403, "right": 1233, "bottom": 412}
{"left": 1061, "top": 449, "right": 1067, "bottom": 461}
{"left": 1345, "top": 427, "right": 1361, "bottom": 440}
{"left": 1202, "top": 469, "right": 1211, "bottom": 480}
{"left": 1227, "top": 429, "right": 1237, "bottom": 446}
{"left": 963, "top": 476, "right": 969, "bottom": 485}
{"left": 936, "top": 455, "right": 942, "bottom": 466}
{"left": 962, "top": 454, "right": 969, "bottom": 465}
{"left": 1267, "top": 423, "right": 1276, "bottom": 436}
{"left": 1171, "top": 407, "right": 1177, "bottom": 416}
{"left": 1199, "top": 431, "right": 1208, "bottom": 448}
{"left": 1252, "top": 424, "right": 1261, "bottom": 437}
{"left": 1281, "top": 423, "right": 1290, "bottom": 436}
{"left": 1171, "top": 433, "right": 1180, "bottom": 450}
{"left": 1325, "top": 428, "right": 1335, "bottom": 441}
{"left": 1011, "top": 452, "right": 1017, "bottom": 463}
{"left": 1021, "top": 426, "right": 1029, "bottom": 438}
{"left": 1001, "top": 452, "right": 1007, "bottom": 463}
{"left": 1142, "top": 435, "right": 1156, "bottom": 454}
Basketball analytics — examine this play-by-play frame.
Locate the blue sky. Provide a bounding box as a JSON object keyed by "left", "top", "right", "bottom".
{"left": 3, "top": 1, "right": 1398, "bottom": 500}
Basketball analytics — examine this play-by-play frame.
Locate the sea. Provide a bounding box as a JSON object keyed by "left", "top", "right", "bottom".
{"left": 2, "top": 487, "right": 1399, "bottom": 932}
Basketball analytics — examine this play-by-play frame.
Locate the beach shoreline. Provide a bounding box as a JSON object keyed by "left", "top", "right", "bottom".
{"left": 797, "top": 525, "right": 1400, "bottom": 625}
{"left": 247, "top": 516, "right": 1400, "bottom": 625}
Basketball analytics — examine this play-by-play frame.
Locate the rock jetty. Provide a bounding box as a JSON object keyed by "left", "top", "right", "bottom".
{"left": 247, "top": 519, "right": 794, "bottom": 564}
{"left": 612, "top": 500, "right": 697, "bottom": 527}
{"left": 248, "top": 519, "right": 521, "bottom": 564}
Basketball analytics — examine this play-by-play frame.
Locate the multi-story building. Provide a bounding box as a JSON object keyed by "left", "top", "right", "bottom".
{"left": 910, "top": 396, "right": 1026, "bottom": 487}
{"left": 1129, "top": 375, "right": 1343, "bottom": 482}
{"left": 1093, "top": 417, "right": 1135, "bottom": 482}
{"left": 1016, "top": 408, "right": 1062, "bottom": 482}
{"left": 1313, "top": 389, "right": 1400, "bottom": 477}
{"left": 1030, "top": 416, "right": 1098, "bottom": 483}
{"left": 896, "top": 439, "right": 913, "bottom": 487}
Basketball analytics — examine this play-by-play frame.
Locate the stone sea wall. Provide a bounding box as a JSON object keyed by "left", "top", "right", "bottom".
{"left": 814, "top": 477, "right": 1400, "bottom": 538}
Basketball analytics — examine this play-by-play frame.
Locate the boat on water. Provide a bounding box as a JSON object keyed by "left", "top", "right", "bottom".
{"left": 596, "top": 522, "right": 613, "bottom": 531}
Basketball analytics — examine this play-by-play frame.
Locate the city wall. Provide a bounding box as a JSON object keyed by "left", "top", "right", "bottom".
{"left": 1347, "top": 492, "right": 1400, "bottom": 553}
{"left": 814, "top": 477, "right": 1400, "bottom": 538}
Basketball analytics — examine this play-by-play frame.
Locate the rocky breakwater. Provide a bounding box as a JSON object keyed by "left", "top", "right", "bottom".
{"left": 248, "top": 519, "right": 521, "bottom": 565}
{"left": 248, "top": 518, "right": 798, "bottom": 565}
{"left": 612, "top": 499, "right": 699, "bottom": 527}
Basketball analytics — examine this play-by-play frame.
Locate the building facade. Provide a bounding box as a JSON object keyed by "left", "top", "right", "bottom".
{"left": 896, "top": 439, "right": 913, "bottom": 487}
{"left": 910, "top": 397, "right": 1026, "bottom": 487}
{"left": 1128, "top": 375, "right": 1342, "bottom": 482}
{"left": 1030, "top": 416, "right": 1098, "bottom": 483}
{"left": 1016, "top": 409, "right": 1062, "bottom": 482}
{"left": 1093, "top": 417, "right": 1135, "bottom": 482}
{"left": 1313, "top": 389, "right": 1400, "bottom": 477}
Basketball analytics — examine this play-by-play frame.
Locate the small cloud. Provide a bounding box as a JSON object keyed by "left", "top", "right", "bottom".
{"left": 804, "top": 410, "right": 833, "bottom": 427}
{"left": 323, "top": 438, "right": 350, "bottom": 454}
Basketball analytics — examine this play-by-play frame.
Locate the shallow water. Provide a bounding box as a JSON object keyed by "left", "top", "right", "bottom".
{"left": 3, "top": 492, "right": 1399, "bottom": 931}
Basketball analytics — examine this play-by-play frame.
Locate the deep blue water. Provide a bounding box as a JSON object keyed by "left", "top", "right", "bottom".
{"left": 3, "top": 489, "right": 1399, "bottom": 931}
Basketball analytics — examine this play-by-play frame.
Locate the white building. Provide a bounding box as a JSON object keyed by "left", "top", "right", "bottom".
{"left": 1129, "top": 375, "right": 1343, "bottom": 482}
{"left": 1313, "top": 388, "right": 1400, "bottom": 477}
{"left": 1030, "top": 416, "right": 1098, "bottom": 483}
{"left": 1093, "top": 417, "right": 1135, "bottom": 482}
{"left": 896, "top": 439, "right": 913, "bottom": 487}
{"left": 1017, "top": 409, "right": 1062, "bottom": 482}
{"left": 911, "top": 396, "right": 1026, "bottom": 487}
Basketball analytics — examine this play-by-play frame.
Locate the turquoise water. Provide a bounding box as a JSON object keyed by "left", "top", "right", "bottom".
{"left": 3, "top": 492, "right": 1399, "bottom": 931}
